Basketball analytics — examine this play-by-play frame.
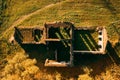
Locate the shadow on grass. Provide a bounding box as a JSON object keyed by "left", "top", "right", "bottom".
{"left": 48, "top": 27, "right": 70, "bottom": 39}
{"left": 41, "top": 53, "right": 112, "bottom": 79}
{"left": 74, "top": 30, "right": 98, "bottom": 51}
{"left": 19, "top": 39, "right": 120, "bottom": 79}
{"left": 20, "top": 41, "right": 70, "bottom": 62}
{"left": 20, "top": 44, "right": 48, "bottom": 62}
{"left": 43, "top": 41, "right": 120, "bottom": 79}
{"left": 106, "top": 41, "right": 120, "bottom": 65}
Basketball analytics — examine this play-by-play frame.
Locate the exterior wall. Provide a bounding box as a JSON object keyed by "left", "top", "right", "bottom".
{"left": 98, "top": 28, "right": 108, "bottom": 54}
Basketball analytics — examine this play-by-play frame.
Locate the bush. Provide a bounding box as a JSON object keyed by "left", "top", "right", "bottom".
{"left": 1, "top": 52, "right": 39, "bottom": 80}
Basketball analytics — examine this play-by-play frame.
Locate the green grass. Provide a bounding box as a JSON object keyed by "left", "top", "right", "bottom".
{"left": 19, "top": 0, "right": 118, "bottom": 27}
{"left": 1, "top": 0, "right": 65, "bottom": 34}
{"left": 0, "top": 0, "right": 2, "bottom": 25}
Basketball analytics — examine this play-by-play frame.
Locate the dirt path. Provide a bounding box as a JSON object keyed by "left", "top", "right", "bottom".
{"left": 0, "top": 0, "right": 68, "bottom": 39}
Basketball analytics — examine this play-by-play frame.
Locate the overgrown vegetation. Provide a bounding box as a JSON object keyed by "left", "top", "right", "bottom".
{"left": 0, "top": 0, "right": 8, "bottom": 34}
{"left": 0, "top": 52, "right": 39, "bottom": 80}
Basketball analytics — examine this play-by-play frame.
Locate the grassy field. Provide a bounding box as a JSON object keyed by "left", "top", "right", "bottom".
{"left": 0, "top": 0, "right": 120, "bottom": 80}
{"left": 20, "top": 0, "right": 115, "bottom": 27}
{"left": 0, "top": 0, "right": 65, "bottom": 37}
{"left": 1, "top": 0, "right": 120, "bottom": 42}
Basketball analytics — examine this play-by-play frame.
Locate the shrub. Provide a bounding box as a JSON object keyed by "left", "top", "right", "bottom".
{"left": 78, "top": 74, "right": 93, "bottom": 80}
{"left": 1, "top": 52, "right": 39, "bottom": 80}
